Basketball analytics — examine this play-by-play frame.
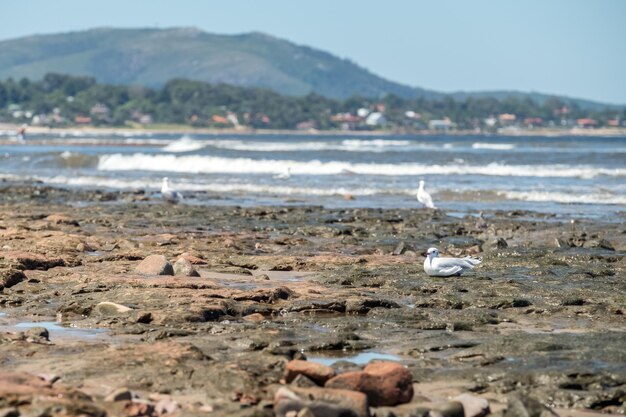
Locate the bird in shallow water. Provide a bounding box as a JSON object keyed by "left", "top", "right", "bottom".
{"left": 274, "top": 166, "right": 291, "bottom": 180}
{"left": 417, "top": 180, "right": 436, "bottom": 209}
{"left": 423, "top": 247, "right": 481, "bottom": 277}
{"left": 161, "top": 177, "right": 184, "bottom": 203}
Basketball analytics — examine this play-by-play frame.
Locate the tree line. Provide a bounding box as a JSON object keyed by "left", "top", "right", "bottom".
{"left": 0, "top": 73, "right": 623, "bottom": 129}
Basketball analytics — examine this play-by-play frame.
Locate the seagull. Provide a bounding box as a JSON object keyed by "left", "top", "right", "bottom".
{"left": 274, "top": 167, "right": 291, "bottom": 180}
{"left": 161, "top": 177, "right": 184, "bottom": 203}
{"left": 423, "top": 247, "right": 481, "bottom": 277}
{"left": 417, "top": 180, "right": 436, "bottom": 209}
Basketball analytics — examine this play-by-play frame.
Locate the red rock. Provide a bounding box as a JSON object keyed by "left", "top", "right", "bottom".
{"left": 285, "top": 360, "right": 336, "bottom": 386}
{"left": 275, "top": 386, "right": 370, "bottom": 417}
{"left": 177, "top": 252, "right": 208, "bottom": 265}
{"left": 135, "top": 254, "right": 174, "bottom": 276}
{"left": 325, "top": 361, "right": 413, "bottom": 407}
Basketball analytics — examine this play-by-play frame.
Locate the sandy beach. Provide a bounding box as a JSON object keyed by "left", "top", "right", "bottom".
{"left": 0, "top": 183, "right": 624, "bottom": 416}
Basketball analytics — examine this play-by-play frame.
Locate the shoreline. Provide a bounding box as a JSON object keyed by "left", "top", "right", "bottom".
{"left": 2, "top": 122, "right": 626, "bottom": 138}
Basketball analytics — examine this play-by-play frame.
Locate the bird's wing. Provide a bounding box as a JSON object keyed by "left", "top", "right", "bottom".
{"left": 463, "top": 256, "right": 482, "bottom": 266}
{"left": 435, "top": 257, "right": 474, "bottom": 269}
{"left": 419, "top": 190, "right": 436, "bottom": 208}
{"left": 437, "top": 265, "right": 463, "bottom": 276}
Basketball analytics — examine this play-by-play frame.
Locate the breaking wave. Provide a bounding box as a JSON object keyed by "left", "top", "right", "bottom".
{"left": 97, "top": 153, "right": 626, "bottom": 179}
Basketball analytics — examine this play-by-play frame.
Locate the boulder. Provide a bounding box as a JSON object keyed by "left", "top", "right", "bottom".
{"left": 135, "top": 255, "right": 174, "bottom": 276}
{"left": 0, "top": 268, "right": 26, "bottom": 290}
{"left": 325, "top": 361, "right": 413, "bottom": 407}
{"left": 275, "top": 386, "right": 369, "bottom": 417}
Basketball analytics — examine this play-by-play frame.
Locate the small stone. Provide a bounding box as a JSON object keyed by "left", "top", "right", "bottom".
{"left": 393, "top": 241, "right": 406, "bottom": 255}
{"left": 454, "top": 393, "right": 490, "bottom": 417}
{"left": 483, "top": 238, "right": 508, "bottom": 251}
{"left": 431, "top": 401, "right": 465, "bottom": 417}
{"left": 94, "top": 301, "right": 133, "bottom": 316}
{"left": 25, "top": 326, "right": 49, "bottom": 342}
{"left": 135, "top": 254, "right": 174, "bottom": 276}
{"left": 177, "top": 252, "right": 208, "bottom": 264}
{"left": 243, "top": 313, "right": 266, "bottom": 322}
{"left": 554, "top": 238, "right": 571, "bottom": 248}
{"left": 285, "top": 360, "right": 336, "bottom": 386}
{"left": 105, "top": 387, "right": 139, "bottom": 402}
{"left": 173, "top": 257, "right": 200, "bottom": 277}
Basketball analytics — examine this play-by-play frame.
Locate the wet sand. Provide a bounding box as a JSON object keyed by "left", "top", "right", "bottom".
{"left": 0, "top": 183, "right": 624, "bottom": 416}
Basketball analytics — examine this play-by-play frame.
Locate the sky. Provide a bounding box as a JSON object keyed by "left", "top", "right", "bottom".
{"left": 1, "top": 0, "right": 625, "bottom": 104}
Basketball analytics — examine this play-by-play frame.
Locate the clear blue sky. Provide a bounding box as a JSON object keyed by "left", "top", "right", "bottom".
{"left": 1, "top": 0, "right": 625, "bottom": 104}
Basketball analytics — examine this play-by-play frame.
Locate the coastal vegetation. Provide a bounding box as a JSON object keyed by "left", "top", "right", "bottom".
{"left": 1, "top": 73, "right": 624, "bottom": 131}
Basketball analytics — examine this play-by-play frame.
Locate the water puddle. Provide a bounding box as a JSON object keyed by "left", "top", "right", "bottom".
{"left": 307, "top": 351, "right": 402, "bottom": 366}
{"left": 0, "top": 316, "right": 106, "bottom": 341}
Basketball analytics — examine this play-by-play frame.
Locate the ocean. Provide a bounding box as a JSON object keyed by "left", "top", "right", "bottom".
{"left": 1, "top": 131, "right": 625, "bottom": 220}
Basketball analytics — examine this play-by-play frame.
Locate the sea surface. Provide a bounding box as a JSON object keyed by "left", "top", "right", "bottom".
{"left": 1, "top": 131, "right": 625, "bottom": 220}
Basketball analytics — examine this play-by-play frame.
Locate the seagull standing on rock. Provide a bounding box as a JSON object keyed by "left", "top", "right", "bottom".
{"left": 417, "top": 180, "right": 436, "bottom": 209}
{"left": 161, "top": 177, "right": 184, "bottom": 203}
{"left": 423, "top": 247, "right": 481, "bottom": 277}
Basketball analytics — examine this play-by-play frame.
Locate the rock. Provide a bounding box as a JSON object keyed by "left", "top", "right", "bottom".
{"left": 0, "top": 269, "right": 26, "bottom": 290}
{"left": 45, "top": 213, "right": 79, "bottom": 226}
{"left": 483, "top": 238, "right": 508, "bottom": 251}
{"left": 135, "top": 255, "right": 174, "bottom": 276}
{"left": 454, "top": 394, "right": 490, "bottom": 417}
{"left": 504, "top": 394, "right": 558, "bottom": 417}
{"left": 24, "top": 326, "right": 49, "bottom": 342}
{"left": 585, "top": 238, "right": 615, "bottom": 251}
{"left": 275, "top": 386, "right": 369, "bottom": 417}
{"left": 173, "top": 257, "right": 200, "bottom": 277}
{"left": 393, "top": 242, "right": 406, "bottom": 256}
{"left": 285, "top": 360, "right": 337, "bottom": 386}
{"left": 105, "top": 387, "right": 139, "bottom": 402}
{"left": 554, "top": 238, "right": 571, "bottom": 248}
{"left": 243, "top": 313, "right": 266, "bottom": 322}
{"left": 154, "top": 397, "right": 179, "bottom": 414}
{"left": 372, "top": 403, "right": 430, "bottom": 417}
{"left": 94, "top": 301, "right": 133, "bottom": 316}
{"left": 0, "top": 251, "right": 65, "bottom": 270}
{"left": 176, "top": 252, "right": 208, "bottom": 265}
{"left": 345, "top": 298, "right": 401, "bottom": 314}
{"left": 325, "top": 361, "right": 413, "bottom": 407}
{"left": 123, "top": 401, "right": 156, "bottom": 417}
{"left": 431, "top": 401, "right": 465, "bottom": 417}
{"left": 290, "top": 374, "right": 319, "bottom": 388}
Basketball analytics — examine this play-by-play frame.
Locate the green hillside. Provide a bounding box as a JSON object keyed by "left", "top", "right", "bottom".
{"left": 0, "top": 27, "right": 439, "bottom": 100}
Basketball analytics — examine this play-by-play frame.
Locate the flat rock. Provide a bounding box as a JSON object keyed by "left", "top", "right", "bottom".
{"left": 135, "top": 254, "right": 174, "bottom": 276}
{"left": 0, "top": 251, "right": 65, "bottom": 270}
{"left": 275, "top": 386, "right": 369, "bottom": 417}
{"left": 285, "top": 360, "right": 337, "bottom": 386}
{"left": 44, "top": 213, "right": 79, "bottom": 226}
{"left": 325, "top": 361, "right": 413, "bottom": 407}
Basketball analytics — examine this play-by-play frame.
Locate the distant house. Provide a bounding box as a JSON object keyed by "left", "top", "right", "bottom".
{"left": 429, "top": 118, "right": 455, "bottom": 131}
{"left": 296, "top": 120, "right": 316, "bottom": 131}
{"left": 523, "top": 117, "right": 543, "bottom": 127}
{"left": 498, "top": 113, "right": 517, "bottom": 125}
{"left": 74, "top": 116, "right": 92, "bottom": 124}
{"left": 211, "top": 115, "right": 230, "bottom": 125}
{"left": 607, "top": 119, "right": 620, "bottom": 127}
{"left": 331, "top": 113, "right": 361, "bottom": 130}
{"left": 365, "top": 112, "right": 386, "bottom": 127}
{"left": 576, "top": 118, "right": 597, "bottom": 128}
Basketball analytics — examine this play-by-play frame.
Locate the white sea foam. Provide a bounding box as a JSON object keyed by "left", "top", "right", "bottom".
{"left": 501, "top": 191, "right": 626, "bottom": 205}
{"left": 162, "top": 136, "right": 206, "bottom": 152}
{"left": 97, "top": 153, "right": 626, "bottom": 179}
{"left": 472, "top": 142, "right": 516, "bottom": 150}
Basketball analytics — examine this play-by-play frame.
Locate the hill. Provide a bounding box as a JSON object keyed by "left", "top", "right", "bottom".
{"left": 0, "top": 27, "right": 620, "bottom": 110}
{"left": 0, "top": 27, "right": 441, "bottom": 100}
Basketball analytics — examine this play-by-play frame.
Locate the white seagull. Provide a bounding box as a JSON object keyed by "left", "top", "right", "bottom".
{"left": 274, "top": 166, "right": 291, "bottom": 180}
{"left": 161, "top": 177, "right": 184, "bottom": 203}
{"left": 423, "top": 247, "right": 481, "bottom": 277}
{"left": 417, "top": 180, "right": 436, "bottom": 209}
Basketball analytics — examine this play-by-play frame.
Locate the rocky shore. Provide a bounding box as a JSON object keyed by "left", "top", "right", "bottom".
{"left": 0, "top": 183, "right": 624, "bottom": 416}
